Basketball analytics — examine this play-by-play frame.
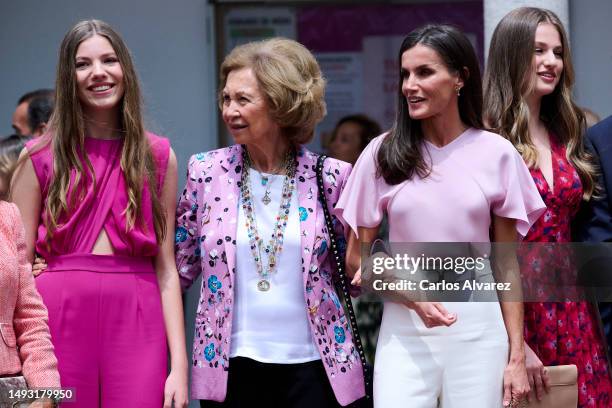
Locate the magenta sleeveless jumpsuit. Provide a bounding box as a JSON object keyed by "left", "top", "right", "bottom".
{"left": 26, "top": 133, "right": 169, "bottom": 407}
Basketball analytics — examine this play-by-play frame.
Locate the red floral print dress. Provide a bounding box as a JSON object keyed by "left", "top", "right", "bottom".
{"left": 522, "top": 135, "right": 612, "bottom": 408}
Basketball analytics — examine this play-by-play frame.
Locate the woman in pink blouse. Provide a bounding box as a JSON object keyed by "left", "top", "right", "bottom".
{"left": 11, "top": 20, "right": 188, "bottom": 408}
{"left": 336, "top": 25, "right": 545, "bottom": 407}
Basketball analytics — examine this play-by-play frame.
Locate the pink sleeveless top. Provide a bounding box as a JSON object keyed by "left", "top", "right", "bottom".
{"left": 26, "top": 133, "right": 169, "bottom": 259}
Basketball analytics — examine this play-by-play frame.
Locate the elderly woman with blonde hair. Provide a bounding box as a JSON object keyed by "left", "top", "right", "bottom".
{"left": 176, "top": 37, "right": 366, "bottom": 407}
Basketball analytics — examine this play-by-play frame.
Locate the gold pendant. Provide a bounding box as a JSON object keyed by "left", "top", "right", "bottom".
{"left": 257, "top": 279, "right": 270, "bottom": 291}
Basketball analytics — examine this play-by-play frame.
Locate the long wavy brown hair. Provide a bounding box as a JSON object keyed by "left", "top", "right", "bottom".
{"left": 41, "top": 19, "right": 166, "bottom": 242}
{"left": 483, "top": 7, "right": 597, "bottom": 199}
{"left": 378, "top": 24, "right": 484, "bottom": 185}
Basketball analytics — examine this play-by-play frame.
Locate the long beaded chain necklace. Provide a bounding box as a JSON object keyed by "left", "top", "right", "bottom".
{"left": 240, "top": 147, "right": 297, "bottom": 291}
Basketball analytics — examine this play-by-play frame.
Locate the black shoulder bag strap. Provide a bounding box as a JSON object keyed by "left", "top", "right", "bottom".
{"left": 316, "top": 155, "right": 371, "bottom": 401}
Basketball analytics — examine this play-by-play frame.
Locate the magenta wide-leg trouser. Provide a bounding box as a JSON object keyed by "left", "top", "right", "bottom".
{"left": 36, "top": 254, "right": 167, "bottom": 408}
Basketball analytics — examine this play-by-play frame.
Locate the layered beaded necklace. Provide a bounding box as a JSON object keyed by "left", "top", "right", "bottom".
{"left": 240, "top": 147, "right": 297, "bottom": 291}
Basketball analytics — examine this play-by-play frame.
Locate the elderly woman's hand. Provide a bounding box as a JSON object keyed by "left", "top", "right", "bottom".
{"left": 32, "top": 255, "right": 47, "bottom": 277}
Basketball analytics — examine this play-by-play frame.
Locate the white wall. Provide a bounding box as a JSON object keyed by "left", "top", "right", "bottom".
{"left": 483, "top": 0, "right": 611, "bottom": 120}
{"left": 484, "top": 0, "right": 569, "bottom": 56}
{"left": 571, "top": 0, "right": 612, "bottom": 119}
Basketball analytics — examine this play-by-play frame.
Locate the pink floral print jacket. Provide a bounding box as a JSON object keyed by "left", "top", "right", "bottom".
{"left": 175, "top": 144, "right": 365, "bottom": 405}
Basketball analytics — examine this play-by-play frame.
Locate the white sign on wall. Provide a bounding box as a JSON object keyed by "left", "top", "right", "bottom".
{"left": 313, "top": 52, "right": 363, "bottom": 151}
{"left": 362, "top": 35, "right": 405, "bottom": 132}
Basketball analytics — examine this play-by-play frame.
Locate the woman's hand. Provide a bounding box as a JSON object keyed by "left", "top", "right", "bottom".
{"left": 351, "top": 250, "right": 390, "bottom": 287}
{"left": 163, "top": 367, "right": 189, "bottom": 408}
{"left": 524, "top": 342, "right": 550, "bottom": 402}
{"left": 503, "top": 355, "right": 530, "bottom": 407}
{"left": 407, "top": 301, "right": 457, "bottom": 328}
{"left": 351, "top": 267, "right": 362, "bottom": 286}
{"left": 32, "top": 255, "right": 47, "bottom": 277}
{"left": 345, "top": 227, "right": 380, "bottom": 287}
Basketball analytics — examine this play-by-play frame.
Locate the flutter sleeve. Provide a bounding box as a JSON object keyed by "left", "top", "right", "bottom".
{"left": 491, "top": 147, "right": 547, "bottom": 237}
{"left": 334, "top": 135, "right": 393, "bottom": 238}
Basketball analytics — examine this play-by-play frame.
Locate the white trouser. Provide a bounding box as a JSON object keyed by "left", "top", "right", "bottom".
{"left": 373, "top": 302, "right": 508, "bottom": 408}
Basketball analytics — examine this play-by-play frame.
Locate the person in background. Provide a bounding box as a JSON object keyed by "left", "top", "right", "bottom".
{"left": 12, "top": 89, "right": 54, "bottom": 137}
{"left": 0, "top": 134, "right": 31, "bottom": 200}
{"left": 327, "top": 114, "right": 381, "bottom": 165}
{"left": 11, "top": 20, "right": 188, "bottom": 408}
{"left": 27, "top": 91, "right": 55, "bottom": 137}
{"left": 484, "top": 7, "right": 612, "bottom": 407}
{"left": 175, "top": 37, "right": 365, "bottom": 407}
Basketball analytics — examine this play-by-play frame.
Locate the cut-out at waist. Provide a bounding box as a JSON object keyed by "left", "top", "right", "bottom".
{"left": 91, "top": 227, "right": 115, "bottom": 255}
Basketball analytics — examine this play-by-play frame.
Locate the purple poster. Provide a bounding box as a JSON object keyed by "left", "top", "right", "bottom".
{"left": 296, "top": 2, "right": 483, "bottom": 145}
{"left": 298, "top": 2, "right": 483, "bottom": 61}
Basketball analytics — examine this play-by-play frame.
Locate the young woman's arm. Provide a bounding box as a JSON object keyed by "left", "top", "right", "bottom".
{"left": 155, "top": 148, "right": 189, "bottom": 408}
{"left": 10, "top": 150, "right": 41, "bottom": 264}
{"left": 492, "top": 215, "right": 531, "bottom": 407}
